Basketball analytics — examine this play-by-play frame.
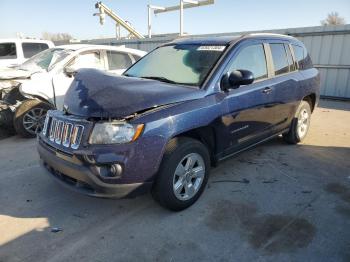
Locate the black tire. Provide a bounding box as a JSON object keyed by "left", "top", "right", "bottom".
{"left": 283, "top": 101, "right": 312, "bottom": 144}
{"left": 152, "top": 137, "right": 210, "bottom": 211}
{"left": 13, "top": 99, "right": 53, "bottom": 138}
{"left": 0, "top": 103, "right": 15, "bottom": 134}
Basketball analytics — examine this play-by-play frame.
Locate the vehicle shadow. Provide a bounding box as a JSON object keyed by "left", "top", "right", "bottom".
{"left": 1, "top": 98, "right": 350, "bottom": 261}
{"left": 1, "top": 140, "right": 349, "bottom": 261}
{"left": 0, "top": 127, "right": 15, "bottom": 140}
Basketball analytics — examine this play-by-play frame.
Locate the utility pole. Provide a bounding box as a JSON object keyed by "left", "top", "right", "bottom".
{"left": 148, "top": 5, "right": 165, "bottom": 38}
{"left": 149, "top": 0, "right": 214, "bottom": 38}
{"left": 180, "top": 0, "right": 184, "bottom": 36}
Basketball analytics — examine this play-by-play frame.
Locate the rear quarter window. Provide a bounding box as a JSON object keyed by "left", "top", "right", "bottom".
{"left": 0, "top": 43, "right": 17, "bottom": 59}
{"left": 106, "top": 51, "right": 133, "bottom": 70}
{"left": 131, "top": 54, "right": 142, "bottom": 62}
{"left": 22, "top": 43, "right": 49, "bottom": 58}
{"left": 292, "top": 44, "right": 313, "bottom": 70}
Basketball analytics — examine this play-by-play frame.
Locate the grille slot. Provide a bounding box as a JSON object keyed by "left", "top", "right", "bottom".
{"left": 71, "top": 125, "right": 84, "bottom": 149}
{"left": 62, "top": 123, "right": 73, "bottom": 147}
{"left": 42, "top": 115, "right": 50, "bottom": 136}
{"left": 43, "top": 115, "right": 84, "bottom": 149}
{"left": 49, "top": 119, "right": 57, "bottom": 142}
{"left": 55, "top": 121, "right": 64, "bottom": 144}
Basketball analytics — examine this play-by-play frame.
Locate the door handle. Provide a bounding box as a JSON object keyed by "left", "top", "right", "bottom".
{"left": 262, "top": 87, "right": 272, "bottom": 94}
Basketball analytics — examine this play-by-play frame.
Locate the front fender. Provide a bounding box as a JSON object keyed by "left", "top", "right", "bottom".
{"left": 19, "top": 73, "right": 54, "bottom": 104}
{"left": 132, "top": 94, "right": 224, "bottom": 174}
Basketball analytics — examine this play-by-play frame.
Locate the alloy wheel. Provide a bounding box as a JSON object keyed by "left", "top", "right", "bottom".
{"left": 297, "top": 108, "right": 309, "bottom": 138}
{"left": 23, "top": 108, "right": 47, "bottom": 135}
{"left": 172, "top": 153, "right": 205, "bottom": 201}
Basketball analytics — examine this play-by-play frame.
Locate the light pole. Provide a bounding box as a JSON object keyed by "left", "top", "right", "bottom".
{"left": 148, "top": 5, "right": 165, "bottom": 38}
{"left": 152, "top": 0, "right": 214, "bottom": 37}
{"left": 180, "top": 0, "right": 201, "bottom": 36}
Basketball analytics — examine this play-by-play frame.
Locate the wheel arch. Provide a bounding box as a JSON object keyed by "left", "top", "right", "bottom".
{"left": 303, "top": 93, "right": 316, "bottom": 112}
{"left": 30, "top": 96, "right": 55, "bottom": 108}
{"left": 170, "top": 126, "right": 218, "bottom": 167}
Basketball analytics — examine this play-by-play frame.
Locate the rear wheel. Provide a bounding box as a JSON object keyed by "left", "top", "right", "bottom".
{"left": 152, "top": 137, "right": 210, "bottom": 211}
{"left": 283, "top": 101, "right": 312, "bottom": 144}
{"left": 13, "top": 99, "right": 53, "bottom": 138}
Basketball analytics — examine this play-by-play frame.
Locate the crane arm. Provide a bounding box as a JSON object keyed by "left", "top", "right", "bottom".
{"left": 95, "top": 2, "right": 145, "bottom": 39}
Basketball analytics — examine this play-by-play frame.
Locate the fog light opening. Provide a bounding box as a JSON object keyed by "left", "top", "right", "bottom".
{"left": 110, "top": 163, "right": 123, "bottom": 177}
{"left": 96, "top": 163, "right": 123, "bottom": 179}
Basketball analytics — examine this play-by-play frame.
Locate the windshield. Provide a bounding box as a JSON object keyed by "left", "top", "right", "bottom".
{"left": 124, "top": 44, "right": 226, "bottom": 87}
{"left": 19, "top": 48, "right": 73, "bottom": 72}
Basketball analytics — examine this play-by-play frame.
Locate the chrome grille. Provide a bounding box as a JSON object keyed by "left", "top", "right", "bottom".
{"left": 43, "top": 114, "right": 84, "bottom": 149}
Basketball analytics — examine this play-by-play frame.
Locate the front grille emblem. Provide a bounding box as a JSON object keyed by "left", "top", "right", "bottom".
{"left": 63, "top": 105, "right": 69, "bottom": 115}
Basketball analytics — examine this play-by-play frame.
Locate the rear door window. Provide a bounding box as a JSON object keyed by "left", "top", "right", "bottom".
{"left": 70, "top": 51, "right": 104, "bottom": 70}
{"left": 270, "top": 43, "right": 289, "bottom": 76}
{"left": 228, "top": 44, "right": 268, "bottom": 81}
{"left": 0, "top": 43, "right": 17, "bottom": 59}
{"left": 22, "top": 43, "right": 49, "bottom": 58}
{"left": 106, "top": 51, "right": 133, "bottom": 70}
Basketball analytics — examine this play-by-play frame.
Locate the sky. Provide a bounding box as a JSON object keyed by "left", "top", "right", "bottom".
{"left": 0, "top": 0, "right": 349, "bottom": 40}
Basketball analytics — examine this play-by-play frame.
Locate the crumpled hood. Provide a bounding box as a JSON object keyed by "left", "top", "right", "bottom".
{"left": 0, "top": 67, "right": 34, "bottom": 80}
{"left": 64, "top": 69, "right": 206, "bottom": 118}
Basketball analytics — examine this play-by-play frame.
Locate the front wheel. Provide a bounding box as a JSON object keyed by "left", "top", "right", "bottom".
{"left": 283, "top": 101, "right": 312, "bottom": 144}
{"left": 13, "top": 99, "right": 53, "bottom": 138}
{"left": 152, "top": 137, "right": 210, "bottom": 211}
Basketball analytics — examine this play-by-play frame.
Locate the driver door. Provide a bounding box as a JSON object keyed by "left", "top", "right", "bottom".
{"left": 52, "top": 50, "right": 104, "bottom": 110}
{"left": 217, "top": 42, "right": 278, "bottom": 155}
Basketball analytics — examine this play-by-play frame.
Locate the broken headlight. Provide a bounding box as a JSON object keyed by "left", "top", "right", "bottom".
{"left": 89, "top": 122, "right": 144, "bottom": 144}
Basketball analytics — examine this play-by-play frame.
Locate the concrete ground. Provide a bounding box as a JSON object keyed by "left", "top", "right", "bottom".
{"left": 0, "top": 99, "right": 349, "bottom": 262}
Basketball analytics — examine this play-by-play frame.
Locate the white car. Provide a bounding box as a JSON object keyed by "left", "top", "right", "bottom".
{"left": 0, "top": 39, "right": 54, "bottom": 68}
{"left": 0, "top": 44, "right": 146, "bottom": 137}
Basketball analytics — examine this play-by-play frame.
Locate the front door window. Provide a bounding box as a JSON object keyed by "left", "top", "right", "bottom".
{"left": 228, "top": 44, "right": 268, "bottom": 81}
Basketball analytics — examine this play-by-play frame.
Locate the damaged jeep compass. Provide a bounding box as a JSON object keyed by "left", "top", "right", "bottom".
{"left": 37, "top": 34, "right": 320, "bottom": 211}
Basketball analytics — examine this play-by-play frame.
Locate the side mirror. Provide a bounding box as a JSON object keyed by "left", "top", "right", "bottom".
{"left": 221, "top": 69, "right": 254, "bottom": 91}
{"left": 64, "top": 66, "right": 77, "bottom": 77}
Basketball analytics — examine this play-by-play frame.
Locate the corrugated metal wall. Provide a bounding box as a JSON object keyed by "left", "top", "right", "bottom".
{"left": 290, "top": 25, "right": 350, "bottom": 99}
{"left": 81, "top": 24, "right": 350, "bottom": 99}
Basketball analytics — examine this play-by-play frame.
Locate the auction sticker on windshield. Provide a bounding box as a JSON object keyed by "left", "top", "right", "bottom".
{"left": 197, "top": 46, "right": 225, "bottom": 51}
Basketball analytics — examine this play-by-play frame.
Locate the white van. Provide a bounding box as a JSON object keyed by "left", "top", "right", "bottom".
{"left": 0, "top": 39, "right": 54, "bottom": 68}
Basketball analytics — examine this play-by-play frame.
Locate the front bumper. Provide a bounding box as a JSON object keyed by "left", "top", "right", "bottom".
{"left": 37, "top": 139, "right": 152, "bottom": 198}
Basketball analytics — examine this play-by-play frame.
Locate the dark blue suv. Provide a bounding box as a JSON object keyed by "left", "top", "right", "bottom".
{"left": 37, "top": 34, "right": 320, "bottom": 211}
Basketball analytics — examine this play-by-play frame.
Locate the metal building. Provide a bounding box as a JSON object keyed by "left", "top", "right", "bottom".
{"left": 80, "top": 24, "right": 350, "bottom": 99}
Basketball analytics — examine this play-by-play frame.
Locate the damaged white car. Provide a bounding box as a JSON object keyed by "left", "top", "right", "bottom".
{"left": 0, "top": 44, "right": 146, "bottom": 137}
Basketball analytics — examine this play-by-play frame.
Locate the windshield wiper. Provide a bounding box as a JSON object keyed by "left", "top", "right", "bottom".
{"left": 140, "top": 76, "right": 178, "bottom": 84}
{"left": 123, "top": 73, "right": 134, "bottom": 77}
{"left": 125, "top": 74, "right": 197, "bottom": 86}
